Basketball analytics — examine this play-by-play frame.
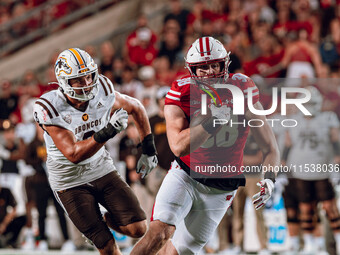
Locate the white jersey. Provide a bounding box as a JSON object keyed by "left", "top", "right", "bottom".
{"left": 33, "top": 75, "right": 117, "bottom": 191}
{"left": 287, "top": 112, "right": 339, "bottom": 180}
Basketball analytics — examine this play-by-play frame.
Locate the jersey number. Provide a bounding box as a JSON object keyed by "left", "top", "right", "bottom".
{"left": 201, "top": 115, "right": 239, "bottom": 148}
{"left": 300, "top": 132, "right": 318, "bottom": 149}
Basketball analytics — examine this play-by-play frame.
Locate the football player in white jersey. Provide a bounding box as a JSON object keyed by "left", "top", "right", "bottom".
{"left": 33, "top": 48, "right": 158, "bottom": 255}
{"left": 285, "top": 86, "right": 340, "bottom": 254}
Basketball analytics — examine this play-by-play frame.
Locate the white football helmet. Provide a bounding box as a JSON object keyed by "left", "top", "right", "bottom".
{"left": 55, "top": 48, "right": 98, "bottom": 101}
{"left": 303, "top": 86, "right": 323, "bottom": 116}
{"left": 185, "top": 36, "right": 230, "bottom": 83}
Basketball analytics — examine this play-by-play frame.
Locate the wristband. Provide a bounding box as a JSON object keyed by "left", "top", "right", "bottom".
{"left": 264, "top": 171, "right": 276, "bottom": 183}
{"left": 93, "top": 124, "right": 117, "bottom": 143}
{"left": 139, "top": 134, "right": 157, "bottom": 156}
{"left": 201, "top": 117, "right": 220, "bottom": 135}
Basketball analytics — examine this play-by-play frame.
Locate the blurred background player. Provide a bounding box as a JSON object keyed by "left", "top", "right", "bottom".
{"left": 146, "top": 86, "right": 173, "bottom": 201}
{"left": 24, "top": 120, "right": 75, "bottom": 251}
{"left": 0, "top": 181, "right": 26, "bottom": 248}
{"left": 285, "top": 86, "right": 340, "bottom": 254}
{"left": 227, "top": 132, "right": 269, "bottom": 255}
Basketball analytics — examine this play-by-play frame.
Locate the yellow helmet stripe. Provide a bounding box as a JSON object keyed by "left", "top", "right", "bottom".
{"left": 69, "top": 48, "right": 85, "bottom": 68}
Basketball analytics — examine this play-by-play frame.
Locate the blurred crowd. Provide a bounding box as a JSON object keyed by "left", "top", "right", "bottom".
{"left": 0, "top": 0, "right": 117, "bottom": 56}
{"left": 0, "top": 0, "right": 340, "bottom": 253}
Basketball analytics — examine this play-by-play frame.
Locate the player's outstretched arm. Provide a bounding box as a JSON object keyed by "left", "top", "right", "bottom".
{"left": 44, "top": 106, "right": 128, "bottom": 164}
{"left": 113, "top": 91, "right": 158, "bottom": 178}
{"left": 44, "top": 124, "right": 107, "bottom": 164}
{"left": 245, "top": 101, "right": 280, "bottom": 210}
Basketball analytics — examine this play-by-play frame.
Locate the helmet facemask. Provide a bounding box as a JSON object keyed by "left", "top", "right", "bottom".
{"left": 185, "top": 57, "right": 230, "bottom": 87}
{"left": 60, "top": 70, "right": 99, "bottom": 101}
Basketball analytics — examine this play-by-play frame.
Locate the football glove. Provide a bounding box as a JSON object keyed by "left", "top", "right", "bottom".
{"left": 209, "top": 104, "right": 231, "bottom": 120}
{"left": 109, "top": 108, "right": 128, "bottom": 132}
{"left": 252, "top": 179, "right": 275, "bottom": 210}
{"left": 137, "top": 154, "right": 158, "bottom": 178}
{"left": 202, "top": 104, "right": 231, "bottom": 134}
{"left": 136, "top": 134, "right": 158, "bottom": 178}
{"left": 94, "top": 108, "right": 128, "bottom": 143}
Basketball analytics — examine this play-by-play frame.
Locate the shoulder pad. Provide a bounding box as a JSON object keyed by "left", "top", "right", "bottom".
{"left": 98, "top": 75, "right": 115, "bottom": 96}
{"left": 176, "top": 77, "right": 191, "bottom": 87}
{"left": 33, "top": 97, "right": 59, "bottom": 125}
{"left": 165, "top": 77, "right": 191, "bottom": 104}
{"left": 231, "top": 73, "right": 250, "bottom": 83}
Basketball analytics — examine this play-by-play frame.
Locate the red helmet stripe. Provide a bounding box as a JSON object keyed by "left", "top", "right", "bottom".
{"left": 205, "top": 37, "right": 211, "bottom": 55}
{"left": 199, "top": 37, "right": 204, "bottom": 56}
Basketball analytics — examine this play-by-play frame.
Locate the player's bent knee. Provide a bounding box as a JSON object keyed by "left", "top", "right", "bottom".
{"left": 322, "top": 199, "right": 337, "bottom": 215}
{"left": 300, "top": 205, "right": 314, "bottom": 215}
{"left": 286, "top": 208, "right": 298, "bottom": 219}
{"left": 124, "top": 220, "right": 147, "bottom": 238}
{"left": 132, "top": 220, "right": 147, "bottom": 238}
{"left": 149, "top": 220, "right": 175, "bottom": 242}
